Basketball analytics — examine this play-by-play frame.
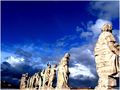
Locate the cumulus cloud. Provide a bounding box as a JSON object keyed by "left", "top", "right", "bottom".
{"left": 2, "top": 49, "right": 44, "bottom": 70}
{"left": 90, "top": 19, "right": 112, "bottom": 35}
{"left": 76, "top": 26, "right": 93, "bottom": 39}
{"left": 68, "top": 44, "right": 98, "bottom": 88}
{"left": 69, "top": 43, "right": 97, "bottom": 80}
{"left": 1, "top": 48, "right": 43, "bottom": 80}
{"left": 76, "top": 18, "right": 119, "bottom": 41}
{"left": 6, "top": 56, "right": 24, "bottom": 67}
{"left": 1, "top": 51, "right": 16, "bottom": 62}
{"left": 1, "top": 43, "right": 65, "bottom": 73}
{"left": 88, "top": 19, "right": 119, "bottom": 41}
{"left": 88, "top": 1, "right": 119, "bottom": 20}
{"left": 1, "top": 47, "right": 45, "bottom": 86}
{"left": 87, "top": 1, "right": 119, "bottom": 40}
{"left": 69, "top": 63, "right": 95, "bottom": 80}
{"left": 76, "top": 19, "right": 111, "bottom": 39}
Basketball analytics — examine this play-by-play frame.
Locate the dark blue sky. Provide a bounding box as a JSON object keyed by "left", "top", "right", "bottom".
{"left": 1, "top": 1, "right": 119, "bottom": 88}
{"left": 2, "top": 1, "right": 97, "bottom": 44}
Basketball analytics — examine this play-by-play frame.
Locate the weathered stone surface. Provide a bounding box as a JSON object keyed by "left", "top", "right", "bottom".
{"left": 29, "top": 75, "right": 34, "bottom": 88}
{"left": 39, "top": 69, "right": 45, "bottom": 88}
{"left": 56, "top": 53, "right": 70, "bottom": 89}
{"left": 26, "top": 77, "right": 30, "bottom": 88}
{"left": 20, "top": 73, "right": 28, "bottom": 90}
{"left": 94, "top": 24, "right": 119, "bottom": 90}
{"left": 48, "top": 64, "right": 57, "bottom": 88}
{"left": 42, "top": 64, "right": 51, "bottom": 88}
{"left": 34, "top": 72, "right": 40, "bottom": 88}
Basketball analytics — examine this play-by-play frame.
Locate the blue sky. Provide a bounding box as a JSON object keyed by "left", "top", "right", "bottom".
{"left": 1, "top": 1, "right": 119, "bottom": 88}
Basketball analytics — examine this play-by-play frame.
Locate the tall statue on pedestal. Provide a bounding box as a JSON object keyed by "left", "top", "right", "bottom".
{"left": 56, "top": 53, "right": 70, "bottom": 89}
{"left": 94, "top": 24, "right": 119, "bottom": 90}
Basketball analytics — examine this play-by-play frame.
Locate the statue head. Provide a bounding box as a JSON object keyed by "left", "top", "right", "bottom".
{"left": 102, "top": 23, "right": 112, "bottom": 32}
{"left": 53, "top": 64, "right": 57, "bottom": 68}
{"left": 64, "top": 53, "right": 70, "bottom": 58}
{"left": 47, "top": 63, "right": 51, "bottom": 68}
{"left": 25, "top": 73, "right": 28, "bottom": 75}
{"left": 41, "top": 69, "right": 45, "bottom": 74}
{"left": 22, "top": 74, "right": 26, "bottom": 77}
{"left": 25, "top": 73, "right": 28, "bottom": 78}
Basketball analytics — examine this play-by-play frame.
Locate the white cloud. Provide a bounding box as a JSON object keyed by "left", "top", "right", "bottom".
{"left": 76, "top": 19, "right": 112, "bottom": 39}
{"left": 1, "top": 51, "right": 16, "bottom": 63}
{"left": 6, "top": 56, "right": 24, "bottom": 67}
{"left": 69, "top": 63, "right": 95, "bottom": 80}
{"left": 69, "top": 44, "right": 95, "bottom": 67}
{"left": 80, "top": 31, "right": 93, "bottom": 38}
{"left": 76, "top": 26, "right": 93, "bottom": 39}
{"left": 87, "top": 18, "right": 119, "bottom": 41}
{"left": 90, "top": 19, "right": 111, "bottom": 35}
{"left": 89, "top": 1, "right": 119, "bottom": 20}
{"left": 70, "top": 45, "right": 94, "bottom": 60}
{"left": 69, "top": 44, "right": 97, "bottom": 80}
{"left": 1, "top": 44, "right": 65, "bottom": 71}
{"left": 76, "top": 18, "right": 119, "bottom": 42}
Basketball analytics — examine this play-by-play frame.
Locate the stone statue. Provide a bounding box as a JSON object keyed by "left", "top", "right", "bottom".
{"left": 94, "top": 24, "right": 119, "bottom": 90}
{"left": 20, "top": 73, "right": 28, "bottom": 89}
{"left": 48, "top": 64, "right": 57, "bottom": 88}
{"left": 42, "top": 64, "right": 51, "bottom": 88}
{"left": 39, "top": 69, "right": 45, "bottom": 88}
{"left": 29, "top": 75, "right": 35, "bottom": 88}
{"left": 38, "top": 71, "right": 43, "bottom": 90}
{"left": 29, "top": 76, "right": 32, "bottom": 88}
{"left": 56, "top": 53, "right": 70, "bottom": 89}
{"left": 34, "top": 73, "right": 40, "bottom": 88}
{"left": 27, "top": 77, "right": 30, "bottom": 88}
